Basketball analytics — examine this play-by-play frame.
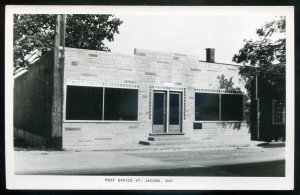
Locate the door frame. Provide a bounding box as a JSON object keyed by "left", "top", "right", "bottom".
{"left": 152, "top": 89, "right": 183, "bottom": 134}
{"left": 152, "top": 90, "right": 167, "bottom": 133}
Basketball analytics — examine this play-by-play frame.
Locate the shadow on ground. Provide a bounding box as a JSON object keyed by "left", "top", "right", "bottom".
{"left": 103, "top": 160, "right": 285, "bottom": 177}
{"left": 257, "top": 142, "right": 285, "bottom": 148}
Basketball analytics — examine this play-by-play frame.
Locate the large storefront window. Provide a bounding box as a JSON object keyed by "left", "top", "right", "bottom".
{"left": 195, "top": 92, "right": 244, "bottom": 121}
{"left": 221, "top": 94, "right": 243, "bottom": 121}
{"left": 66, "top": 86, "right": 138, "bottom": 121}
{"left": 195, "top": 93, "right": 219, "bottom": 121}
{"left": 104, "top": 88, "right": 138, "bottom": 121}
{"left": 66, "top": 86, "right": 103, "bottom": 120}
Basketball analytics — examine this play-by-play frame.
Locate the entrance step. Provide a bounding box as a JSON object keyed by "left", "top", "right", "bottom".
{"left": 139, "top": 134, "right": 192, "bottom": 146}
{"left": 148, "top": 135, "right": 190, "bottom": 142}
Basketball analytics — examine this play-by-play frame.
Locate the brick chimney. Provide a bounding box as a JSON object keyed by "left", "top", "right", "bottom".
{"left": 206, "top": 48, "right": 215, "bottom": 63}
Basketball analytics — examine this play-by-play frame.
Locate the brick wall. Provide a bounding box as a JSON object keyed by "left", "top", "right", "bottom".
{"left": 13, "top": 51, "right": 54, "bottom": 145}
{"left": 62, "top": 47, "right": 250, "bottom": 150}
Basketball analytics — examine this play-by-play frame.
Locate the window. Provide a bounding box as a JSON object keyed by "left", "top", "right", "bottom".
{"left": 195, "top": 92, "right": 244, "bottom": 121}
{"left": 104, "top": 88, "right": 138, "bottom": 121}
{"left": 66, "top": 86, "right": 138, "bottom": 121}
{"left": 221, "top": 94, "right": 243, "bottom": 121}
{"left": 66, "top": 86, "right": 103, "bottom": 120}
{"left": 273, "top": 100, "right": 285, "bottom": 125}
{"left": 195, "top": 93, "right": 219, "bottom": 121}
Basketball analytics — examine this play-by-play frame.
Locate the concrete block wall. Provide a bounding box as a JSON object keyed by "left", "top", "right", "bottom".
{"left": 62, "top": 47, "right": 250, "bottom": 150}
{"left": 13, "top": 51, "right": 54, "bottom": 145}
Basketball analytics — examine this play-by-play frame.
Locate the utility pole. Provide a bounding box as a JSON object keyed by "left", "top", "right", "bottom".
{"left": 52, "top": 14, "right": 66, "bottom": 149}
{"left": 248, "top": 64, "right": 260, "bottom": 141}
{"left": 255, "top": 72, "right": 260, "bottom": 140}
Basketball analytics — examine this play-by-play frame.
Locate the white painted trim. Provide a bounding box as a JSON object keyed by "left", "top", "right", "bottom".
{"left": 65, "top": 80, "right": 139, "bottom": 89}
{"left": 195, "top": 88, "right": 244, "bottom": 95}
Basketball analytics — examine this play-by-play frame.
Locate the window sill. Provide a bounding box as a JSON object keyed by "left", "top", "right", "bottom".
{"left": 64, "top": 120, "right": 139, "bottom": 123}
{"left": 149, "top": 133, "right": 185, "bottom": 136}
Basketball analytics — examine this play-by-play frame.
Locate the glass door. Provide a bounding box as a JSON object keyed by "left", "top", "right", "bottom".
{"left": 152, "top": 91, "right": 182, "bottom": 134}
{"left": 168, "top": 92, "right": 182, "bottom": 133}
{"left": 152, "top": 91, "right": 167, "bottom": 133}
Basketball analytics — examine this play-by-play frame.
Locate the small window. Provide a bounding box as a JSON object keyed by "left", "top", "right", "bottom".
{"left": 104, "top": 88, "right": 138, "bottom": 121}
{"left": 66, "top": 86, "right": 103, "bottom": 120}
{"left": 273, "top": 100, "right": 285, "bottom": 125}
{"left": 195, "top": 93, "right": 219, "bottom": 121}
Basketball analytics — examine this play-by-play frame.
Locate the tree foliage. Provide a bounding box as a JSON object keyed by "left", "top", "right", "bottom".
{"left": 217, "top": 74, "right": 244, "bottom": 130}
{"left": 217, "top": 74, "right": 241, "bottom": 91}
{"left": 232, "top": 17, "right": 286, "bottom": 100}
{"left": 13, "top": 14, "right": 123, "bottom": 72}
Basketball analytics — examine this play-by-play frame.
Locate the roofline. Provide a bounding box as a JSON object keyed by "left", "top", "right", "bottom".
{"left": 14, "top": 68, "right": 28, "bottom": 79}
{"left": 28, "top": 50, "right": 54, "bottom": 67}
{"left": 198, "top": 60, "right": 243, "bottom": 67}
{"left": 65, "top": 47, "right": 244, "bottom": 67}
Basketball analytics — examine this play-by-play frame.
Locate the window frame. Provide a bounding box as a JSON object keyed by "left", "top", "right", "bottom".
{"left": 220, "top": 93, "right": 244, "bottom": 121}
{"left": 272, "top": 99, "right": 286, "bottom": 125}
{"left": 104, "top": 87, "right": 139, "bottom": 121}
{"left": 194, "top": 91, "right": 244, "bottom": 122}
{"left": 194, "top": 92, "right": 220, "bottom": 121}
{"left": 65, "top": 85, "right": 104, "bottom": 121}
{"left": 64, "top": 84, "right": 139, "bottom": 123}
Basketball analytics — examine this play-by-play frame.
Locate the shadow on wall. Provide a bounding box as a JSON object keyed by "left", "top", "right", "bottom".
{"left": 221, "top": 122, "right": 242, "bottom": 130}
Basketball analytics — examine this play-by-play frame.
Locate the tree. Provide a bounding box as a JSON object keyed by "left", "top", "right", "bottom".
{"left": 13, "top": 14, "right": 123, "bottom": 72}
{"left": 232, "top": 17, "right": 286, "bottom": 100}
{"left": 217, "top": 74, "right": 241, "bottom": 91}
{"left": 233, "top": 17, "right": 286, "bottom": 141}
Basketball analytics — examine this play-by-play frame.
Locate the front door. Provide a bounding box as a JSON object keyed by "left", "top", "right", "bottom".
{"left": 153, "top": 91, "right": 167, "bottom": 133}
{"left": 152, "top": 91, "right": 182, "bottom": 134}
{"left": 168, "top": 92, "right": 182, "bottom": 133}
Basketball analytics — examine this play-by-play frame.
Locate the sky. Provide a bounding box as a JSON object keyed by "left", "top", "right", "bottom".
{"left": 104, "top": 15, "right": 279, "bottom": 65}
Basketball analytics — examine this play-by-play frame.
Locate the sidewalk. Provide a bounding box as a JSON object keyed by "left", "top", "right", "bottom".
{"left": 14, "top": 140, "right": 285, "bottom": 175}
{"left": 62, "top": 139, "right": 267, "bottom": 152}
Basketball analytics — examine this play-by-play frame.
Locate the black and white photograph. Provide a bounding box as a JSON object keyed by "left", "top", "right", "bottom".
{"left": 5, "top": 6, "right": 294, "bottom": 190}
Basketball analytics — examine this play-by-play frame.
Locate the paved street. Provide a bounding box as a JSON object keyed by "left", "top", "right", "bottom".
{"left": 108, "top": 160, "right": 285, "bottom": 176}
{"left": 14, "top": 145, "right": 285, "bottom": 176}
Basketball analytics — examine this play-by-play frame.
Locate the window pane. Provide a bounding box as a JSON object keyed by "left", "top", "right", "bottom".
{"left": 221, "top": 94, "right": 243, "bottom": 121}
{"left": 274, "top": 113, "right": 283, "bottom": 123}
{"left": 195, "top": 93, "right": 219, "bottom": 121}
{"left": 153, "top": 92, "right": 165, "bottom": 125}
{"left": 66, "top": 86, "right": 103, "bottom": 120}
{"left": 273, "top": 100, "right": 285, "bottom": 124}
{"left": 104, "top": 88, "right": 138, "bottom": 121}
{"left": 169, "top": 93, "right": 180, "bottom": 125}
{"left": 274, "top": 101, "right": 285, "bottom": 113}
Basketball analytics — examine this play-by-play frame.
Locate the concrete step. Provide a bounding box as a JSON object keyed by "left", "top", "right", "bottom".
{"left": 148, "top": 135, "right": 191, "bottom": 142}
{"left": 145, "top": 140, "right": 195, "bottom": 146}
